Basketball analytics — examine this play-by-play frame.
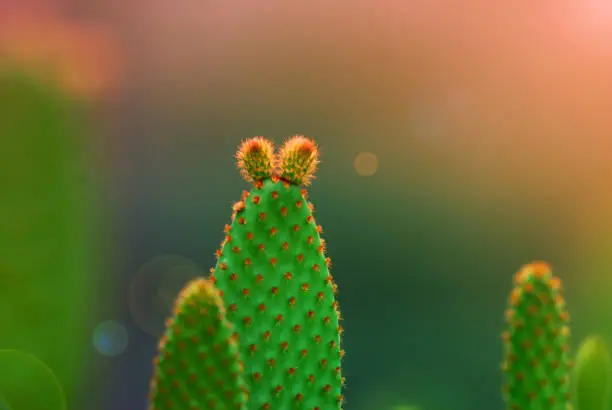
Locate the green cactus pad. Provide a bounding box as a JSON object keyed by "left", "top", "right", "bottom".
{"left": 501, "top": 262, "right": 572, "bottom": 410}
{"left": 149, "top": 278, "right": 248, "bottom": 410}
{"left": 210, "top": 136, "right": 344, "bottom": 409}
{"left": 574, "top": 335, "right": 612, "bottom": 410}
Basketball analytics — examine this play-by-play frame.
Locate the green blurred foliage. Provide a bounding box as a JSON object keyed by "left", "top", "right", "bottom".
{"left": 0, "top": 68, "right": 99, "bottom": 404}
{"left": 0, "top": 350, "right": 65, "bottom": 410}
{"left": 574, "top": 335, "right": 612, "bottom": 410}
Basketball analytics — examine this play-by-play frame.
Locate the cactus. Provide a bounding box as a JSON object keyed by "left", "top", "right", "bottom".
{"left": 501, "top": 262, "right": 572, "bottom": 410}
{"left": 150, "top": 136, "right": 344, "bottom": 410}
{"left": 0, "top": 67, "right": 97, "bottom": 402}
{"left": 148, "top": 278, "right": 248, "bottom": 409}
{"left": 573, "top": 335, "right": 612, "bottom": 410}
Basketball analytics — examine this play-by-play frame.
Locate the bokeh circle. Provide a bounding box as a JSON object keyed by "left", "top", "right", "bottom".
{"left": 354, "top": 152, "right": 379, "bottom": 176}
{"left": 0, "top": 349, "right": 66, "bottom": 410}
{"left": 93, "top": 320, "right": 129, "bottom": 357}
{"left": 128, "top": 254, "right": 205, "bottom": 337}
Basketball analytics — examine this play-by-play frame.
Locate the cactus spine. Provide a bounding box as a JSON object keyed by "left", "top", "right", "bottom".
{"left": 501, "top": 262, "right": 572, "bottom": 410}
{"left": 150, "top": 136, "right": 344, "bottom": 410}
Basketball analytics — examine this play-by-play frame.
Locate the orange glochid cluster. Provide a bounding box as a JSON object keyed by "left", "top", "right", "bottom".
{"left": 235, "top": 137, "right": 275, "bottom": 183}
{"left": 277, "top": 136, "right": 321, "bottom": 186}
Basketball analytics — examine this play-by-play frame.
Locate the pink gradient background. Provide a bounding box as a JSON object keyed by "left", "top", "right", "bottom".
{"left": 105, "top": 0, "right": 612, "bottom": 263}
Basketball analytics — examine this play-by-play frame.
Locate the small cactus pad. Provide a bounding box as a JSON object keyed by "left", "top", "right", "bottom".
{"left": 574, "top": 335, "right": 612, "bottom": 410}
{"left": 149, "top": 278, "right": 248, "bottom": 410}
{"left": 501, "top": 262, "right": 572, "bottom": 410}
{"left": 236, "top": 137, "right": 276, "bottom": 183}
{"left": 211, "top": 136, "right": 343, "bottom": 409}
{"left": 277, "top": 135, "right": 320, "bottom": 186}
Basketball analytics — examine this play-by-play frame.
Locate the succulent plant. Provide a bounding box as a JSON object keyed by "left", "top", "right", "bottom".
{"left": 150, "top": 136, "right": 344, "bottom": 410}
{"left": 501, "top": 262, "right": 572, "bottom": 410}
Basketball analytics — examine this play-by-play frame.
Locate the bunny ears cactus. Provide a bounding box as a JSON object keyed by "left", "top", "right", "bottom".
{"left": 235, "top": 135, "right": 320, "bottom": 186}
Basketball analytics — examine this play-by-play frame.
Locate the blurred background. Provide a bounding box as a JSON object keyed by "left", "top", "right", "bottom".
{"left": 2, "top": 0, "right": 612, "bottom": 409}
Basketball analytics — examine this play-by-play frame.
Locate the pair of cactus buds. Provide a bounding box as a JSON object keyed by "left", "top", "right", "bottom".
{"left": 235, "top": 135, "right": 320, "bottom": 186}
